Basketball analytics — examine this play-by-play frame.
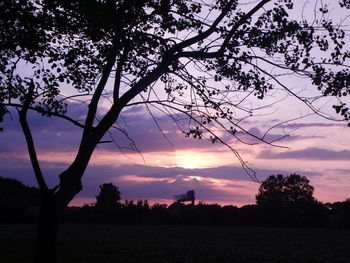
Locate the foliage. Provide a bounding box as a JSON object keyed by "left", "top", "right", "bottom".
{"left": 95, "top": 183, "right": 121, "bottom": 211}
{"left": 256, "top": 174, "right": 316, "bottom": 206}
{"left": 0, "top": 176, "right": 41, "bottom": 205}
{"left": 0, "top": 176, "right": 41, "bottom": 222}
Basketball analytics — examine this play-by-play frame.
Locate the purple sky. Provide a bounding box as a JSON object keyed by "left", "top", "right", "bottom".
{"left": 1, "top": 103, "right": 349, "bottom": 207}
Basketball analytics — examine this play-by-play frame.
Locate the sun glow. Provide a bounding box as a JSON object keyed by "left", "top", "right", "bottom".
{"left": 173, "top": 150, "right": 221, "bottom": 169}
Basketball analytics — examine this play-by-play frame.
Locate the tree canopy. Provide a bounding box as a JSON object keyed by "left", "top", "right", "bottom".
{"left": 256, "top": 174, "right": 316, "bottom": 206}
{"left": 0, "top": 176, "right": 41, "bottom": 207}
{"left": 95, "top": 183, "right": 122, "bottom": 211}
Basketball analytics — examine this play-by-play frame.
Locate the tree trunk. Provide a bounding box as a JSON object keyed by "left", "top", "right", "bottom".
{"left": 35, "top": 173, "right": 82, "bottom": 263}
{"left": 35, "top": 195, "right": 63, "bottom": 263}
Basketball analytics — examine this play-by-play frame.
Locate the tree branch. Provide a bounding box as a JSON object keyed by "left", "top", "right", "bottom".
{"left": 219, "top": 0, "right": 271, "bottom": 53}
{"left": 170, "top": 0, "right": 237, "bottom": 53}
{"left": 246, "top": 61, "right": 345, "bottom": 122}
{"left": 177, "top": 0, "right": 271, "bottom": 60}
{"left": 18, "top": 81, "right": 49, "bottom": 194}
{"left": 95, "top": 56, "right": 173, "bottom": 138}
{"left": 7, "top": 103, "right": 85, "bottom": 128}
{"left": 84, "top": 51, "right": 116, "bottom": 130}
{"left": 150, "top": 100, "right": 260, "bottom": 182}
{"left": 113, "top": 47, "right": 129, "bottom": 102}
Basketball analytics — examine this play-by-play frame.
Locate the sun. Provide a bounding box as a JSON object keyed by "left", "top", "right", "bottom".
{"left": 174, "top": 150, "right": 213, "bottom": 169}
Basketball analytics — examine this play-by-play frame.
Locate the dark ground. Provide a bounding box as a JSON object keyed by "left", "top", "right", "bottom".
{"left": 1, "top": 224, "right": 350, "bottom": 263}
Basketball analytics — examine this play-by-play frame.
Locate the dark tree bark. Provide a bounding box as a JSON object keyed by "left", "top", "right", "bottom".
{"left": 35, "top": 195, "right": 62, "bottom": 263}
{"left": 35, "top": 169, "right": 83, "bottom": 263}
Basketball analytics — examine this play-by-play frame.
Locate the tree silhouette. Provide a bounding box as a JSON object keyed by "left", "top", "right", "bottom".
{"left": 0, "top": 176, "right": 41, "bottom": 206}
{"left": 95, "top": 183, "right": 121, "bottom": 211}
{"left": 255, "top": 174, "right": 323, "bottom": 227}
{"left": 1, "top": 0, "right": 350, "bottom": 261}
{"left": 0, "top": 176, "right": 41, "bottom": 222}
{"left": 256, "top": 174, "right": 315, "bottom": 207}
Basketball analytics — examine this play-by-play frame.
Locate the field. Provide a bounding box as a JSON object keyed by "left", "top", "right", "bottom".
{"left": 1, "top": 224, "right": 350, "bottom": 263}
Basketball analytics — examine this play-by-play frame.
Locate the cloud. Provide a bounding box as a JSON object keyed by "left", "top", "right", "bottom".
{"left": 1, "top": 104, "right": 222, "bottom": 156}
{"left": 0, "top": 154, "right": 303, "bottom": 206}
{"left": 80, "top": 163, "right": 317, "bottom": 204}
{"left": 263, "top": 119, "right": 347, "bottom": 129}
{"left": 278, "top": 122, "right": 346, "bottom": 129}
{"left": 320, "top": 168, "right": 350, "bottom": 176}
{"left": 107, "top": 108, "right": 218, "bottom": 153}
{"left": 1, "top": 104, "right": 84, "bottom": 153}
{"left": 2, "top": 104, "right": 349, "bottom": 205}
{"left": 226, "top": 126, "right": 324, "bottom": 147}
{"left": 4, "top": 105, "right": 336, "bottom": 161}
{"left": 256, "top": 147, "right": 350, "bottom": 161}
{"left": 0, "top": 156, "right": 66, "bottom": 188}
{"left": 85, "top": 164, "right": 290, "bottom": 182}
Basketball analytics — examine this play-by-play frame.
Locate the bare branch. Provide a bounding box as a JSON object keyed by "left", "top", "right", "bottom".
{"left": 95, "top": 55, "right": 173, "bottom": 138}
{"left": 7, "top": 103, "right": 85, "bottom": 128}
{"left": 18, "top": 80, "right": 49, "bottom": 194}
{"left": 85, "top": 51, "right": 117, "bottom": 130}
{"left": 113, "top": 47, "right": 129, "bottom": 102}
{"left": 152, "top": 101, "right": 260, "bottom": 182}
{"left": 246, "top": 61, "right": 346, "bottom": 122}
{"left": 141, "top": 94, "right": 175, "bottom": 148}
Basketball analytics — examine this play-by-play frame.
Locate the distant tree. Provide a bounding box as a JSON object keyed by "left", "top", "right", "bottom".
{"left": 0, "top": 176, "right": 41, "bottom": 222}
{"left": 95, "top": 183, "right": 121, "bottom": 211}
{"left": 1, "top": 0, "right": 350, "bottom": 261}
{"left": 0, "top": 176, "right": 41, "bottom": 207}
{"left": 256, "top": 174, "right": 315, "bottom": 207}
{"left": 255, "top": 174, "right": 326, "bottom": 227}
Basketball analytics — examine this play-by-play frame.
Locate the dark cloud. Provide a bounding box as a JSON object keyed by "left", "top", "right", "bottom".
{"left": 1, "top": 104, "right": 84, "bottom": 153}
{"left": 82, "top": 164, "right": 263, "bottom": 204}
{"left": 0, "top": 157, "right": 66, "bottom": 188}
{"left": 1, "top": 105, "right": 220, "bottom": 155}
{"left": 3, "top": 105, "right": 331, "bottom": 159}
{"left": 2, "top": 103, "right": 343, "bottom": 205}
{"left": 0, "top": 153, "right": 317, "bottom": 206}
{"left": 111, "top": 175, "right": 241, "bottom": 202}
{"left": 73, "top": 162, "right": 318, "bottom": 203}
{"left": 256, "top": 147, "right": 350, "bottom": 160}
{"left": 106, "top": 108, "right": 216, "bottom": 153}
{"left": 85, "top": 164, "right": 292, "bottom": 182}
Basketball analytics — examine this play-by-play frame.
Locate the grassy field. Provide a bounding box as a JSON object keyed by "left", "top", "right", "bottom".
{"left": 1, "top": 224, "right": 350, "bottom": 263}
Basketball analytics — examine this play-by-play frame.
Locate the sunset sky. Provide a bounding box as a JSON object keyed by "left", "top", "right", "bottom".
{"left": 1, "top": 0, "right": 350, "bottom": 207}
{"left": 1, "top": 99, "right": 349, "bottom": 207}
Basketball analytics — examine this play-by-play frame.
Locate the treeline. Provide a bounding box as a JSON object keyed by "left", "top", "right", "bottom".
{"left": 63, "top": 199, "right": 350, "bottom": 228}
{"left": 1, "top": 176, "right": 350, "bottom": 228}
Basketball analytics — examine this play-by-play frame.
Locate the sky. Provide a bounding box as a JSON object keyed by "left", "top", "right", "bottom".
{"left": 1, "top": 0, "right": 350, "bottom": 207}
{"left": 0, "top": 101, "right": 349, "bottom": 207}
